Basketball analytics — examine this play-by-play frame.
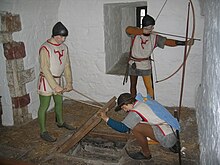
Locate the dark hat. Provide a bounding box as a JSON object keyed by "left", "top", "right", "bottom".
{"left": 52, "top": 22, "right": 68, "bottom": 37}
{"left": 115, "top": 93, "right": 134, "bottom": 111}
{"left": 142, "top": 15, "right": 155, "bottom": 27}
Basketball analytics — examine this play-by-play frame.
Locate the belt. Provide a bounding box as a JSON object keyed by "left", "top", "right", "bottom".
{"left": 40, "top": 72, "right": 61, "bottom": 78}
{"left": 129, "top": 56, "right": 152, "bottom": 62}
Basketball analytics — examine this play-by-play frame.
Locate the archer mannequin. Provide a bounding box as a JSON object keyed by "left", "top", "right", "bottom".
{"left": 124, "top": 14, "right": 194, "bottom": 99}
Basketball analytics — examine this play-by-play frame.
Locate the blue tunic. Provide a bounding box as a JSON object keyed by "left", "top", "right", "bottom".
{"left": 135, "top": 93, "right": 180, "bottom": 131}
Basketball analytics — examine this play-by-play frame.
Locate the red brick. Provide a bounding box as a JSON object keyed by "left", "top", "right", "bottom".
{"left": 12, "top": 94, "right": 30, "bottom": 108}
{"left": 3, "top": 41, "right": 26, "bottom": 60}
{"left": 1, "top": 14, "right": 21, "bottom": 32}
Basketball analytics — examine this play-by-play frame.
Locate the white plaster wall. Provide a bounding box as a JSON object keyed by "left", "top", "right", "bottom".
{"left": 145, "top": 0, "right": 203, "bottom": 108}
{"left": 58, "top": 0, "right": 131, "bottom": 103}
{"left": 0, "top": 0, "right": 203, "bottom": 125}
{"left": 0, "top": 0, "right": 61, "bottom": 125}
{"left": 59, "top": 0, "right": 203, "bottom": 108}
{"left": 0, "top": 44, "right": 13, "bottom": 125}
{"left": 196, "top": 0, "right": 220, "bottom": 164}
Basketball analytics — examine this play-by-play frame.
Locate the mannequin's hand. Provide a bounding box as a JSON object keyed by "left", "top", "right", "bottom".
{"left": 63, "top": 84, "right": 73, "bottom": 92}
{"left": 54, "top": 85, "right": 63, "bottom": 93}
{"left": 187, "top": 38, "right": 194, "bottom": 45}
{"left": 99, "top": 111, "right": 109, "bottom": 122}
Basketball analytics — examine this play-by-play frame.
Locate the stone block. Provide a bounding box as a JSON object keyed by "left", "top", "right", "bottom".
{"left": 1, "top": 13, "right": 21, "bottom": 32}
{"left": 0, "top": 32, "right": 13, "bottom": 43}
{"left": 6, "top": 67, "right": 35, "bottom": 86}
{"left": 8, "top": 84, "right": 27, "bottom": 98}
{"left": 6, "top": 59, "right": 27, "bottom": 97}
{"left": 6, "top": 58, "right": 24, "bottom": 72}
{"left": 13, "top": 106, "right": 32, "bottom": 125}
{"left": 12, "top": 94, "right": 30, "bottom": 109}
{"left": 19, "top": 67, "right": 36, "bottom": 85}
{"left": 3, "top": 41, "right": 26, "bottom": 60}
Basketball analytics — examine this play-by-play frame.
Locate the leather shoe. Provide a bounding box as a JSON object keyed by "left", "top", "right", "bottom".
{"left": 40, "top": 131, "right": 57, "bottom": 142}
{"left": 125, "top": 148, "right": 152, "bottom": 160}
{"left": 57, "top": 122, "right": 75, "bottom": 130}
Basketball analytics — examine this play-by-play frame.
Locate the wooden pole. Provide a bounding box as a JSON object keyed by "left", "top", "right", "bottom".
{"left": 57, "top": 96, "right": 116, "bottom": 153}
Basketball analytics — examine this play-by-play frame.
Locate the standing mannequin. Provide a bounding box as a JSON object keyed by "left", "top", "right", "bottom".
{"left": 125, "top": 15, "right": 193, "bottom": 98}
{"left": 38, "top": 22, "right": 74, "bottom": 142}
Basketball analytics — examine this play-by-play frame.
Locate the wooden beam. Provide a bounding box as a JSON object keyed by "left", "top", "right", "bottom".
{"left": 0, "top": 158, "right": 34, "bottom": 165}
{"left": 87, "top": 131, "right": 159, "bottom": 145}
{"left": 88, "top": 131, "right": 130, "bottom": 142}
{"left": 57, "top": 96, "right": 116, "bottom": 153}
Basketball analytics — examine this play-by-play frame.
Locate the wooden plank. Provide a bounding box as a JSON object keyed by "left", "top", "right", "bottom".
{"left": 0, "top": 158, "right": 35, "bottom": 165}
{"left": 87, "top": 131, "right": 159, "bottom": 145}
{"left": 57, "top": 96, "right": 116, "bottom": 153}
{"left": 88, "top": 131, "right": 130, "bottom": 142}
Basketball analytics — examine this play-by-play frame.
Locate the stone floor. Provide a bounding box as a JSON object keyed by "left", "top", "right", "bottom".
{"left": 0, "top": 99, "right": 200, "bottom": 165}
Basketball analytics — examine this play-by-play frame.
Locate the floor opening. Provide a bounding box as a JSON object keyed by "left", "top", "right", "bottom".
{"left": 67, "top": 136, "right": 127, "bottom": 163}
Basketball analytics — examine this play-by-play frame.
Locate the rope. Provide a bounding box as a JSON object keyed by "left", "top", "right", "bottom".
{"left": 59, "top": 94, "right": 102, "bottom": 108}
{"left": 72, "top": 88, "right": 104, "bottom": 106}
{"left": 57, "top": 88, "right": 104, "bottom": 108}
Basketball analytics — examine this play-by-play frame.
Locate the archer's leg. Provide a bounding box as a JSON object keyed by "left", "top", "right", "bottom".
{"left": 130, "top": 75, "right": 138, "bottom": 98}
{"left": 142, "top": 75, "right": 154, "bottom": 99}
{"left": 132, "top": 123, "right": 158, "bottom": 157}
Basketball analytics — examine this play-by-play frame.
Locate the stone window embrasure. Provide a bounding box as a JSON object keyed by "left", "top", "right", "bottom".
{"left": 104, "top": 1, "right": 147, "bottom": 75}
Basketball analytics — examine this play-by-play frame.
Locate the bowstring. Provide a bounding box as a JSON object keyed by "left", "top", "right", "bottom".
{"left": 151, "top": 0, "right": 168, "bottom": 83}
{"left": 155, "top": 0, "right": 168, "bottom": 21}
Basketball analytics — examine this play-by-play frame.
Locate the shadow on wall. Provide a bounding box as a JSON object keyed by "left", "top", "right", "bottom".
{"left": 104, "top": 2, "right": 147, "bottom": 76}
{"left": 106, "top": 52, "right": 129, "bottom": 75}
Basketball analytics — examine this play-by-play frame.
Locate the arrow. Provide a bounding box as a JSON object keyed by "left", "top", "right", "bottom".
{"left": 152, "top": 31, "right": 201, "bottom": 41}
